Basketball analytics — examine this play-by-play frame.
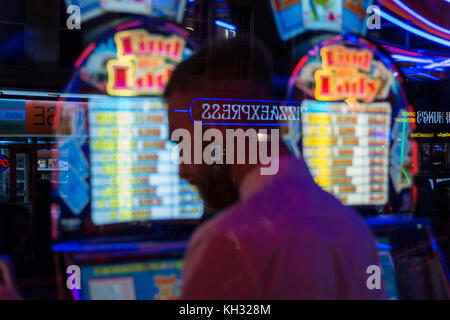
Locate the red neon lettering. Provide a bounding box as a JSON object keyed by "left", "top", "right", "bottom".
{"left": 147, "top": 74, "right": 154, "bottom": 88}
{"left": 149, "top": 39, "right": 155, "bottom": 54}
{"left": 0, "top": 158, "right": 9, "bottom": 169}
{"left": 158, "top": 39, "right": 163, "bottom": 53}
{"left": 139, "top": 36, "right": 146, "bottom": 53}
{"left": 113, "top": 67, "right": 128, "bottom": 88}
{"left": 320, "top": 75, "right": 330, "bottom": 95}
{"left": 137, "top": 77, "right": 144, "bottom": 88}
{"left": 157, "top": 74, "right": 164, "bottom": 90}
{"left": 173, "top": 41, "right": 181, "bottom": 59}
{"left": 121, "top": 37, "right": 133, "bottom": 55}
{"left": 166, "top": 43, "right": 172, "bottom": 57}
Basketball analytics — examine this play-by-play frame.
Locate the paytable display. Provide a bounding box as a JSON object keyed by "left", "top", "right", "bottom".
{"left": 89, "top": 97, "right": 203, "bottom": 225}
{"left": 302, "top": 100, "right": 391, "bottom": 205}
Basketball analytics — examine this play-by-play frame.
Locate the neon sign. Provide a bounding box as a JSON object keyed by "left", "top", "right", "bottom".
{"left": 314, "top": 45, "right": 382, "bottom": 102}
{"left": 106, "top": 29, "right": 185, "bottom": 96}
{"left": 0, "top": 155, "right": 10, "bottom": 172}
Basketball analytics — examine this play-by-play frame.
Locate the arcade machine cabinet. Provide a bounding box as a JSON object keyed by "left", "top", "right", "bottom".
{"left": 52, "top": 1, "right": 207, "bottom": 300}
{"left": 249, "top": 0, "right": 450, "bottom": 299}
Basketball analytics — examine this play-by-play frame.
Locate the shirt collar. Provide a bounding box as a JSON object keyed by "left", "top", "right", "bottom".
{"left": 239, "top": 156, "right": 313, "bottom": 202}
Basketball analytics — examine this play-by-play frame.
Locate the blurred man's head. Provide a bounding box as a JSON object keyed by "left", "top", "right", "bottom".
{"left": 164, "top": 38, "right": 274, "bottom": 211}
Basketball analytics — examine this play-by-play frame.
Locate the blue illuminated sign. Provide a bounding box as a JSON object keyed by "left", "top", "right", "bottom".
{"left": 183, "top": 98, "right": 304, "bottom": 126}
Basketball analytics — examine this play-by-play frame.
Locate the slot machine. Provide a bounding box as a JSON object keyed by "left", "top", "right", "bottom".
{"left": 246, "top": 0, "right": 450, "bottom": 300}
{"left": 52, "top": 2, "right": 205, "bottom": 300}
{"left": 284, "top": 33, "right": 449, "bottom": 299}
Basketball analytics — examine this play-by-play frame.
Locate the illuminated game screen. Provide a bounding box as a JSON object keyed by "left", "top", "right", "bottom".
{"left": 54, "top": 20, "right": 204, "bottom": 232}
{"left": 270, "top": 0, "right": 374, "bottom": 42}
{"left": 88, "top": 97, "right": 203, "bottom": 225}
{"left": 286, "top": 35, "right": 410, "bottom": 208}
{"left": 301, "top": 101, "right": 391, "bottom": 205}
{"left": 80, "top": 259, "right": 182, "bottom": 300}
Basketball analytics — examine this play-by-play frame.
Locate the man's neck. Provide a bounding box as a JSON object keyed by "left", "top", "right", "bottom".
{"left": 230, "top": 142, "right": 292, "bottom": 188}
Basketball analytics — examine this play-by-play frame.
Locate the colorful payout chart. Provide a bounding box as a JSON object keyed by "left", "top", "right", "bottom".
{"left": 89, "top": 97, "right": 203, "bottom": 225}
{"left": 301, "top": 101, "right": 391, "bottom": 205}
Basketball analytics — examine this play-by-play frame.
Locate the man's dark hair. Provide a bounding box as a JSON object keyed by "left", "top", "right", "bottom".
{"left": 163, "top": 37, "right": 274, "bottom": 99}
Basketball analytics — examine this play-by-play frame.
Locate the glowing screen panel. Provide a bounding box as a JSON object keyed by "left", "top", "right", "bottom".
{"left": 301, "top": 101, "right": 391, "bottom": 205}
{"left": 88, "top": 97, "right": 203, "bottom": 225}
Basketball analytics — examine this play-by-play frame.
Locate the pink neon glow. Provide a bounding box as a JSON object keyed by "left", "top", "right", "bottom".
{"left": 383, "top": 44, "right": 450, "bottom": 60}
{"left": 116, "top": 20, "right": 143, "bottom": 31}
{"left": 382, "top": 44, "right": 424, "bottom": 57}
{"left": 288, "top": 55, "right": 309, "bottom": 91}
{"left": 74, "top": 43, "right": 96, "bottom": 69}
{"left": 164, "top": 23, "right": 189, "bottom": 38}
{"left": 392, "top": 0, "right": 450, "bottom": 35}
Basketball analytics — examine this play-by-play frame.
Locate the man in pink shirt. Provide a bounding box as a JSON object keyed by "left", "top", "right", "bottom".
{"left": 164, "top": 39, "right": 386, "bottom": 299}
{"left": 0, "top": 285, "right": 21, "bottom": 300}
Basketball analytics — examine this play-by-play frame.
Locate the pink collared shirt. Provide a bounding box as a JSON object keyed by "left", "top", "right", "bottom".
{"left": 0, "top": 285, "right": 21, "bottom": 300}
{"left": 180, "top": 156, "right": 387, "bottom": 299}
